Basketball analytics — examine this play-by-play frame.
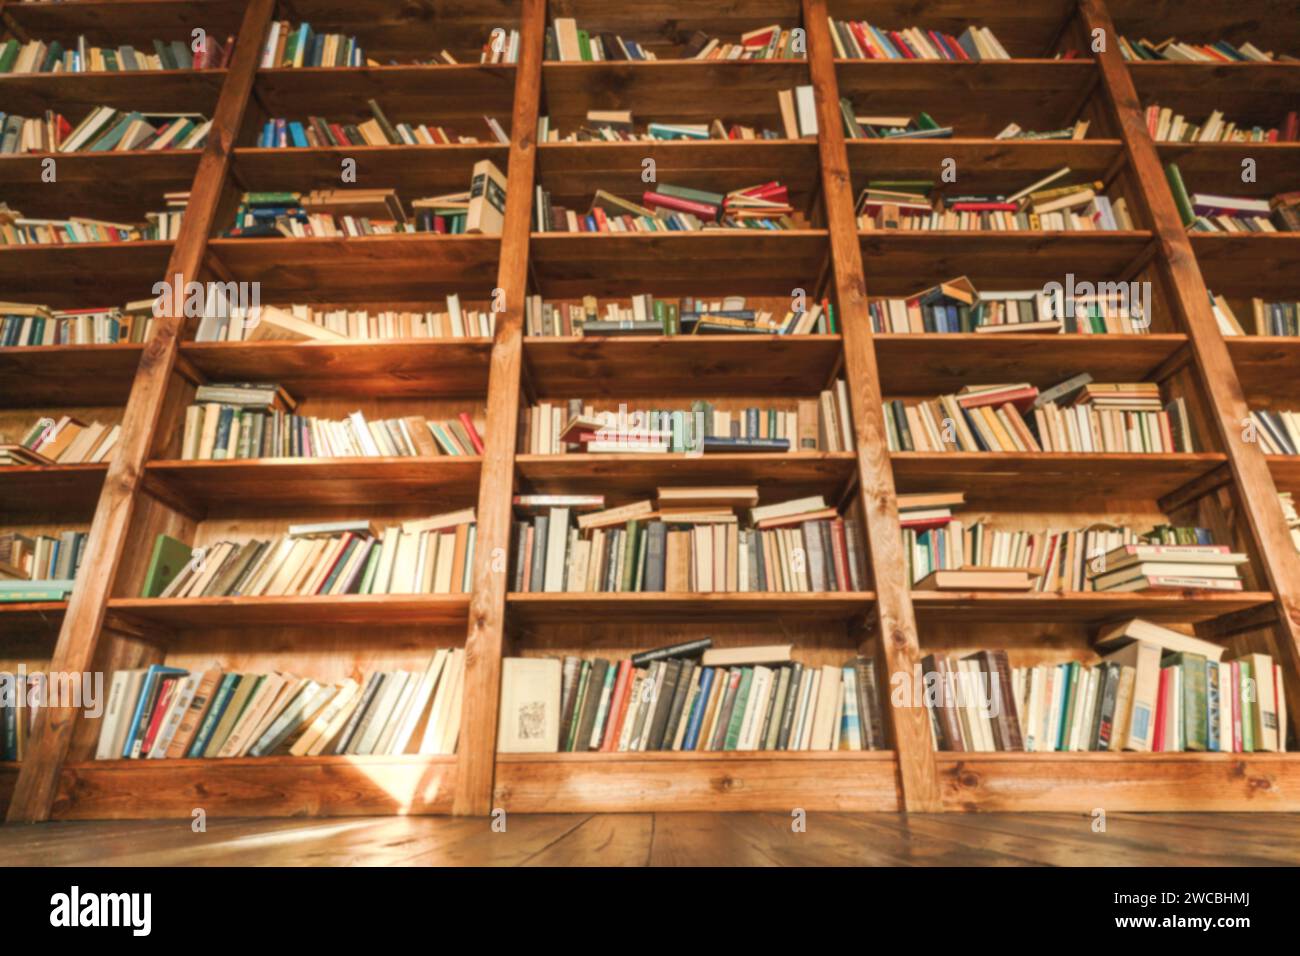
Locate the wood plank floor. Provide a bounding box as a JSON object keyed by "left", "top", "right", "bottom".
{"left": 2, "top": 812, "right": 1299, "bottom": 865}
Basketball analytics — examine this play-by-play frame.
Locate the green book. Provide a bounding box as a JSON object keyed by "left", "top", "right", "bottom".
{"left": 0, "top": 39, "right": 21, "bottom": 73}
{"left": 577, "top": 29, "right": 591, "bottom": 61}
{"left": 0, "top": 580, "right": 75, "bottom": 602}
{"left": 620, "top": 520, "right": 641, "bottom": 592}
{"left": 142, "top": 534, "right": 193, "bottom": 597}
{"left": 666, "top": 302, "right": 680, "bottom": 336}
{"left": 202, "top": 675, "right": 262, "bottom": 757}
{"left": 1057, "top": 661, "right": 1079, "bottom": 750}
{"left": 187, "top": 673, "right": 240, "bottom": 756}
{"left": 1164, "top": 162, "right": 1195, "bottom": 226}
{"left": 565, "top": 661, "right": 591, "bottom": 751}
{"left": 723, "top": 668, "right": 754, "bottom": 750}
{"left": 916, "top": 111, "right": 939, "bottom": 130}
{"left": 1167, "top": 652, "right": 1207, "bottom": 751}
{"left": 656, "top": 183, "right": 726, "bottom": 208}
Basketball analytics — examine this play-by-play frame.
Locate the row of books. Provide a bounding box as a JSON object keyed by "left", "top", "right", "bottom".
{"left": 4, "top": 414, "right": 121, "bottom": 465}
{"left": 1213, "top": 297, "right": 1300, "bottom": 337}
{"left": 223, "top": 161, "right": 506, "bottom": 238}
{"left": 0, "top": 34, "right": 232, "bottom": 73}
{"left": 883, "top": 377, "right": 1196, "bottom": 455}
{"left": 546, "top": 20, "right": 803, "bottom": 62}
{"left": 924, "top": 619, "right": 1287, "bottom": 753}
{"left": 525, "top": 389, "right": 853, "bottom": 455}
{"left": 180, "top": 403, "right": 484, "bottom": 463}
{"left": 194, "top": 299, "right": 495, "bottom": 342}
{"left": 95, "top": 651, "right": 465, "bottom": 760}
{"left": 1167, "top": 163, "right": 1299, "bottom": 232}
{"left": 524, "top": 294, "right": 835, "bottom": 337}
{"left": 0, "top": 672, "right": 39, "bottom": 759}
{"left": 1146, "top": 105, "right": 1298, "bottom": 143}
{"left": 0, "top": 530, "right": 87, "bottom": 582}
{"left": 1, "top": 299, "right": 154, "bottom": 346}
{"left": 20, "top": 106, "right": 213, "bottom": 154}
{"left": 142, "top": 510, "right": 478, "bottom": 599}
{"left": 536, "top": 111, "right": 784, "bottom": 143}
{"left": 499, "top": 643, "right": 881, "bottom": 754}
{"left": 868, "top": 275, "right": 1150, "bottom": 335}
{"left": 261, "top": 22, "right": 363, "bottom": 68}
{"left": 1118, "top": 35, "right": 1288, "bottom": 63}
{"left": 840, "top": 109, "right": 953, "bottom": 140}
{"left": 534, "top": 180, "right": 801, "bottom": 233}
{"left": 856, "top": 168, "right": 1134, "bottom": 232}
{"left": 0, "top": 195, "right": 186, "bottom": 244}
{"left": 828, "top": 19, "right": 1013, "bottom": 60}
{"left": 255, "top": 100, "right": 508, "bottom": 148}
{"left": 1246, "top": 409, "right": 1300, "bottom": 456}
{"left": 511, "top": 491, "right": 868, "bottom": 594}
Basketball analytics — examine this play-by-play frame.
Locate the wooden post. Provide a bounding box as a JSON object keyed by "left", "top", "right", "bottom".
{"left": 802, "top": 0, "right": 941, "bottom": 811}
{"left": 1081, "top": 0, "right": 1300, "bottom": 728}
{"left": 453, "top": 0, "right": 546, "bottom": 816}
{"left": 5, "top": 0, "right": 275, "bottom": 824}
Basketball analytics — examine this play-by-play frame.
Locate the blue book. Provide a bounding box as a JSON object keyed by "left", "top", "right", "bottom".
{"left": 682, "top": 667, "right": 715, "bottom": 750}
{"left": 1056, "top": 662, "right": 1077, "bottom": 751}
{"left": 121, "top": 664, "right": 187, "bottom": 758}
{"left": 259, "top": 120, "right": 274, "bottom": 147}
{"left": 88, "top": 112, "right": 143, "bottom": 152}
{"left": 186, "top": 673, "right": 240, "bottom": 757}
{"left": 288, "top": 121, "right": 309, "bottom": 147}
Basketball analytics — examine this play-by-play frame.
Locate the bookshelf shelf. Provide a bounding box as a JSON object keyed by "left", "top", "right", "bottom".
{"left": 230, "top": 145, "right": 511, "bottom": 192}
{"left": 909, "top": 590, "right": 1276, "bottom": 626}
{"left": 873, "top": 334, "right": 1188, "bottom": 395}
{"left": 0, "top": 603, "right": 68, "bottom": 639}
{"left": 0, "top": 242, "right": 175, "bottom": 309}
{"left": 2, "top": 0, "right": 249, "bottom": 37}
{"left": 105, "top": 594, "right": 471, "bottom": 629}
{"left": 0, "top": 69, "right": 227, "bottom": 116}
{"left": 0, "top": 464, "right": 108, "bottom": 518}
{"left": 0, "top": 150, "right": 203, "bottom": 185}
{"left": 1227, "top": 339, "right": 1300, "bottom": 392}
{"left": 252, "top": 64, "right": 516, "bottom": 122}
{"left": 514, "top": 451, "right": 858, "bottom": 498}
{"left": 845, "top": 138, "right": 1126, "bottom": 178}
{"left": 178, "top": 340, "right": 494, "bottom": 397}
{"left": 143, "top": 456, "right": 482, "bottom": 510}
{"left": 1188, "top": 235, "right": 1300, "bottom": 297}
{"left": 1266, "top": 457, "right": 1300, "bottom": 491}
{"left": 0, "top": 344, "right": 145, "bottom": 407}
{"left": 523, "top": 334, "right": 844, "bottom": 397}
{"left": 506, "top": 591, "right": 875, "bottom": 624}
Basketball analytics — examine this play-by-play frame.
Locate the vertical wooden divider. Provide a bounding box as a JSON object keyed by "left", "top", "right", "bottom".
{"left": 802, "top": 0, "right": 940, "bottom": 811}
{"left": 5, "top": 0, "right": 275, "bottom": 824}
{"left": 453, "top": 0, "right": 545, "bottom": 816}
{"left": 1081, "top": 0, "right": 1300, "bottom": 719}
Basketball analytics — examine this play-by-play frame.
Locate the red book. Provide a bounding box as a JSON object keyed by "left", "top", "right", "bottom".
{"left": 327, "top": 122, "right": 349, "bottom": 146}
{"left": 890, "top": 31, "right": 916, "bottom": 58}
{"left": 600, "top": 660, "right": 635, "bottom": 750}
{"left": 950, "top": 202, "right": 1018, "bottom": 212}
{"left": 140, "top": 677, "right": 180, "bottom": 757}
{"left": 1153, "top": 667, "right": 1170, "bottom": 752}
{"left": 736, "top": 181, "right": 786, "bottom": 201}
{"left": 1285, "top": 111, "right": 1299, "bottom": 142}
{"left": 592, "top": 206, "right": 609, "bottom": 231}
{"left": 220, "top": 35, "right": 236, "bottom": 68}
{"left": 898, "top": 516, "right": 953, "bottom": 532}
{"left": 830, "top": 517, "right": 851, "bottom": 592}
{"left": 642, "top": 191, "right": 718, "bottom": 221}
{"left": 313, "top": 533, "right": 355, "bottom": 594}
{"left": 849, "top": 22, "right": 877, "bottom": 59}
{"left": 457, "top": 413, "right": 485, "bottom": 454}
{"left": 956, "top": 385, "right": 1039, "bottom": 412}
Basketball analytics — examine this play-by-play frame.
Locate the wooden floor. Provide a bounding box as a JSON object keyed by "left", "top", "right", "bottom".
{"left": 2, "top": 812, "right": 1300, "bottom": 865}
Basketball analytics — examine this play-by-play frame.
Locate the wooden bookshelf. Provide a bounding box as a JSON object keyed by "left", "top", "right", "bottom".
{"left": 5, "top": 0, "right": 1300, "bottom": 823}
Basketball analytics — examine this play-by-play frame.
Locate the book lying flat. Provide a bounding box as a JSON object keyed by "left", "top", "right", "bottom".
{"left": 913, "top": 568, "right": 1038, "bottom": 591}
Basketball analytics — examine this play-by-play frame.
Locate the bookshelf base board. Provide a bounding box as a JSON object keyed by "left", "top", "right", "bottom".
{"left": 493, "top": 752, "right": 902, "bottom": 813}
{"left": 939, "top": 753, "right": 1300, "bottom": 812}
{"left": 47, "top": 757, "right": 456, "bottom": 820}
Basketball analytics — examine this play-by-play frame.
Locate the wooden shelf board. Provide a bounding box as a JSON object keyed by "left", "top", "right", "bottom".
{"left": 506, "top": 591, "right": 874, "bottom": 623}
{"left": 0, "top": 69, "right": 226, "bottom": 115}
{"left": 1127, "top": 60, "right": 1300, "bottom": 96}
{"left": 0, "top": 148, "right": 201, "bottom": 182}
{"left": 0, "top": 241, "right": 175, "bottom": 309}
{"left": 910, "top": 589, "right": 1275, "bottom": 625}
{"left": 204, "top": 235, "right": 501, "bottom": 300}
{"left": 144, "top": 456, "right": 482, "bottom": 510}
{"left": 1267, "top": 456, "right": 1300, "bottom": 491}
{"left": 230, "top": 144, "right": 510, "bottom": 194}
{"left": 846, "top": 138, "right": 1125, "bottom": 179}
{"left": 1190, "top": 234, "right": 1300, "bottom": 298}
{"left": 523, "top": 334, "right": 844, "bottom": 397}
{"left": 1226, "top": 338, "right": 1300, "bottom": 403}
{"left": 859, "top": 231, "right": 1155, "bottom": 283}
{"left": 179, "top": 339, "right": 493, "bottom": 398}
{"left": 4, "top": 0, "right": 249, "bottom": 40}
{"left": 874, "top": 333, "right": 1187, "bottom": 395}
{"left": 0, "top": 464, "right": 108, "bottom": 518}
{"left": 529, "top": 230, "right": 831, "bottom": 297}
{"left": 890, "top": 451, "right": 1228, "bottom": 501}
{"left": 515, "top": 451, "right": 857, "bottom": 499}
{"left": 253, "top": 64, "right": 516, "bottom": 120}
{"left": 0, "top": 344, "right": 144, "bottom": 406}
{"left": 0, "top": 602, "right": 68, "bottom": 639}
{"left": 52, "top": 754, "right": 456, "bottom": 819}
{"left": 494, "top": 749, "right": 900, "bottom": 812}
{"left": 106, "top": 593, "right": 471, "bottom": 629}
{"left": 939, "top": 750, "right": 1300, "bottom": 812}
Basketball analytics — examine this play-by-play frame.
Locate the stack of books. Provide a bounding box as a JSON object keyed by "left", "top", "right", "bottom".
{"left": 0, "top": 530, "right": 88, "bottom": 582}
{"left": 0, "top": 33, "right": 233, "bottom": 72}
{"left": 1247, "top": 408, "right": 1300, "bottom": 455}
{"left": 261, "top": 22, "right": 366, "bottom": 67}
{"left": 534, "top": 181, "right": 802, "bottom": 232}
{"left": 868, "top": 275, "right": 1150, "bottom": 334}
{"left": 141, "top": 510, "right": 478, "bottom": 599}
{"left": 545, "top": 20, "right": 802, "bottom": 61}
{"left": 2, "top": 414, "right": 121, "bottom": 465}
{"left": 498, "top": 644, "right": 881, "bottom": 754}
{"left": 923, "top": 620, "right": 1287, "bottom": 753}
{"left": 194, "top": 297, "right": 495, "bottom": 342}
{"left": 1119, "top": 35, "right": 1291, "bottom": 62}
{"left": 0, "top": 195, "right": 186, "bottom": 244}
{"left": 511, "top": 491, "right": 868, "bottom": 594}
{"left": 1244, "top": 297, "right": 1299, "bottom": 336}
{"left": 536, "top": 110, "right": 785, "bottom": 142}
{"left": 36, "top": 106, "right": 212, "bottom": 153}
{"left": 1146, "top": 105, "right": 1298, "bottom": 142}
{"left": 828, "top": 19, "right": 1013, "bottom": 59}
{"left": 257, "top": 102, "right": 508, "bottom": 147}
{"left": 883, "top": 375, "right": 1195, "bottom": 454}
{"left": 1, "top": 299, "right": 155, "bottom": 345}
{"left": 95, "top": 651, "right": 465, "bottom": 760}
{"left": 856, "top": 167, "right": 1134, "bottom": 231}
{"left": 1167, "top": 163, "right": 1300, "bottom": 231}
{"left": 178, "top": 385, "right": 484, "bottom": 460}
{"left": 525, "top": 389, "right": 853, "bottom": 455}
{"left": 840, "top": 109, "right": 952, "bottom": 140}
{"left": 525, "top": 293, "right": 835, "bottom": 336}
{"left": 1087, "top": 541, "right": 1247, "bottom": 593}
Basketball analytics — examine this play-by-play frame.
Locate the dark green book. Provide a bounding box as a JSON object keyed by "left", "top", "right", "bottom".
{"left": 186, "top": 673, "right": 240, "bottom": 756}
{"left": 1164, "top": 162, "right": 1195, "bottom": 226}
{"left": 723, "top": 668, "right": 754, "bottom": 750}
{"left": 142, "top": 533, "right": 193, "bottom": 597}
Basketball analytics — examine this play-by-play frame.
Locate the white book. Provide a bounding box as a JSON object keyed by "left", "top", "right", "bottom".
{"left": 543, "top": 507, "right": 570, "bottom": 592}
{"left": 148, "top": 671, "right": 203, "bottom": 758}
{"left": 794, "top": 84, "right": 818, "bottom": 136}
{"left": 389, "top": 650, "right": 449, "bottom": 754}
{"left": 96, "top": 670, "right": 136, "bottom": 760}
{"left": 438, "top": 651, "right": 466, "bottom": 754}
{"left": 420, "top": 649, "right": 461, "bottom": 754}
{"left": 737, "top": 665, "right": 773, "bottom": 751}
